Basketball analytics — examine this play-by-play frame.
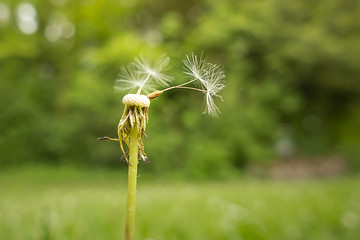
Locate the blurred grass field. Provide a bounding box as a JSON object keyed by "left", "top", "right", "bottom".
{"left": 0, "top": 167, "right": 359, "bottom": 240}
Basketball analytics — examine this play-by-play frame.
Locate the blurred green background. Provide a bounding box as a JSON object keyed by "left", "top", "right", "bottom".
{"left": 1, "top": 0, "right": 360, "bottom": 239}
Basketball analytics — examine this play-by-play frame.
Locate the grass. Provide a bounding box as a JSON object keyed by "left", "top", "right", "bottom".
{"left": 0, "top": 166, "right": 359, "bottom": 240}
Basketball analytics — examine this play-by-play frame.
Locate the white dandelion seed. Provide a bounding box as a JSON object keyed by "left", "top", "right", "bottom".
{"left": 133, "top": 54, "right": 173, "bottom": 93}
{"left": 183, "top": 53, "right": 207, "bottom": 81}
{"left": 114, "top": 55, "right": 173, "bottom": 94}
{"left": 183, "top": 53, "right": 225, "bottom": 117}
{"left": 114, "top": 64, "right": 145, "bottom": 93}
{"left": 203, "top": 68, "right": 225, "bottom": 117}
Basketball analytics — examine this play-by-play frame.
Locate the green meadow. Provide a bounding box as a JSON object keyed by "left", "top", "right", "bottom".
{"left": 0, "top": 167, "right": 359, "bottom": 240}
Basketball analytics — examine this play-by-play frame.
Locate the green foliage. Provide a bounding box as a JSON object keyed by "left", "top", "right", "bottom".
{"left": 0, "top": 168, "right": 359, "bottom": 239}
{"left": 1, "top": 0, "right": 360, "bottom": 173}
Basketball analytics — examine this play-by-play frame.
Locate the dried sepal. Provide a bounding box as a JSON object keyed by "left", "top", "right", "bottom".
{"left": 116, "top": 94, "right": 150, "bottom": 164}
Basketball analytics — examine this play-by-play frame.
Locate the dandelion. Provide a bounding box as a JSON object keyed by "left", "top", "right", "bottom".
{"left": 98, "top": 53, "right": 225, "bottom": 240}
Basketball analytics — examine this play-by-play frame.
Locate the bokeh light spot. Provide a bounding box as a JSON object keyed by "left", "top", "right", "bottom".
{"left": 16, "top": 2, "right": 38, "bottom": 34}
{"left": 0, "top": 2, "right": 10, "bottom": 26}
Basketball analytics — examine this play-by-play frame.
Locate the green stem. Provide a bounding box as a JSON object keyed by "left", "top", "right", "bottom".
{"left": 125, "top": 129, "right": 138, "bottom": 240}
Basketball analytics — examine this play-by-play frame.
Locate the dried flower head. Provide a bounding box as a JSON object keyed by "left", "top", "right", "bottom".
{"left": 118, "top": 94, "right": 150, "bottom": 163}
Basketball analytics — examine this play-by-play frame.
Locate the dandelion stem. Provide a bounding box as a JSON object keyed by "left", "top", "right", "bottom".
{"left": 125, "top": 128, "right": 139, "bottom": 240}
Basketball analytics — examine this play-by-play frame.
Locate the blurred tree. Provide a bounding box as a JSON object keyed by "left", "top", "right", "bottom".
{"left": 0, "top": 0, "right": 359, "bottom": 175}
